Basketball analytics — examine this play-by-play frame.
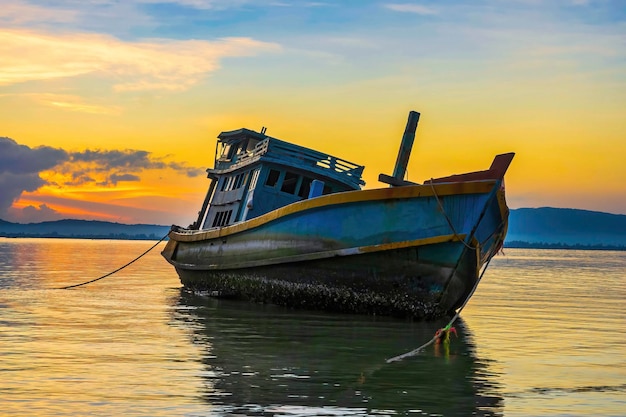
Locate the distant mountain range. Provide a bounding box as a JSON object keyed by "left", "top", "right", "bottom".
{"left": 507, "top": 207, "right": 625, "bottom": 247}
{"left": 0, "top": 207, "right": 625, "bottom": 248}
{"left": 0, "top": 219, "right": 170, "bottom": 240}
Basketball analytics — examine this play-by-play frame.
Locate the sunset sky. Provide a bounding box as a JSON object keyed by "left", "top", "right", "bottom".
{"left": 1, "top": 0, "right": 624, "bottom": 225}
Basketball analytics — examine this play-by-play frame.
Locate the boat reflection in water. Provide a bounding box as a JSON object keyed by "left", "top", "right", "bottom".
{"left": 173, "top": 290, "right": 504, "bottom": 416}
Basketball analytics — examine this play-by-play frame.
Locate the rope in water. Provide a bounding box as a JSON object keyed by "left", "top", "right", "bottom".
{"left": 386, "top": 182, "right": 500, "bottom": 363}
{"left": 56, "top": 233, "right": 169, "bottom": 290}
{"left": 385, "top": 251, "right": 491, "bottom": 363}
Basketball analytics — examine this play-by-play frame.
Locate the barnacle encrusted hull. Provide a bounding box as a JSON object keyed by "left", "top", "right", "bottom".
{"left": 164, "top": 178, "right": 510, "bottom": 320}
{"left": 173, "top": 242, "right": 479, "bottom": 320}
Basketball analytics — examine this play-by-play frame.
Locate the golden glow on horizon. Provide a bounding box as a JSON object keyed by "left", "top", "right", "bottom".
{"left": 8, "top": 167, "right": 208, "bottom": 224}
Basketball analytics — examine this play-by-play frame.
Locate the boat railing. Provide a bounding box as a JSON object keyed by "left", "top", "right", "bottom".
{"left": 267, "top": 139, "right": 365, "bottom": 185}
{"left": 215, "top": 137, "right": 365, "bottom": 186}
{"left": 237, "top": 139, "right": 271, "bottom": 166}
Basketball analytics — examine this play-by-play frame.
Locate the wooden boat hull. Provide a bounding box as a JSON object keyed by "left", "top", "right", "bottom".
{"left": 162, "top": 179, "right": 509, "bottom": 319}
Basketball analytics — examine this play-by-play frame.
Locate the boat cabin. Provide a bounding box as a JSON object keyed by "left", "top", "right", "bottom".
{"left": 191, "top": 128, "right": 365, "bottom": 230}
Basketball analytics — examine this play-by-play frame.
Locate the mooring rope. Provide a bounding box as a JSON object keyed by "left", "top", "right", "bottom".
{"left": 386, "top": 180, "right": 511, "bottom": 363}
{"left": 429, "top": 180, "right": 476, "bottom": 250}
{"left": 384, "top": 182, "right": 485, "bottom": 363}
{"left": 383, "top": 181, "right": 485, "bottom": 362}
{"left": 385, "top": 249, "right": 491, "bottom": 363}
{"left": 56, "top": 233, "right": 169, "bottom": 290}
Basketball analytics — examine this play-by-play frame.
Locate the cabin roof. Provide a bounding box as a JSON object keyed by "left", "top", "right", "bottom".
{"left": 217, "top": 128, "right": 267, "bottom": 142}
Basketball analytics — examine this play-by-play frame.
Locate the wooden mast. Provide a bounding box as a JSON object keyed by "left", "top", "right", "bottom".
{"left": 379, "top": 110, "right": 420, "bottom": 186}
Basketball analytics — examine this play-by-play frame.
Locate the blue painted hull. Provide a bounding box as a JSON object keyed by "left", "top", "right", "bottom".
{"left": 162, "top": 180, "right": 509, "bottom": 319}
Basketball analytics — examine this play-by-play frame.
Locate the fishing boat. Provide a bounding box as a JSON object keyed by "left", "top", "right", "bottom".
{"left": 162, "top": 111, "right": 514, "bottom": 319}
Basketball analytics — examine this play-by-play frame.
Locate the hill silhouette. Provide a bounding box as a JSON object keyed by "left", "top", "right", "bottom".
{"left": 0, "top": 219, "right": 170, "bottom": 240}
{"left": 508, "top": 207, "right": 626, "bottom": 247}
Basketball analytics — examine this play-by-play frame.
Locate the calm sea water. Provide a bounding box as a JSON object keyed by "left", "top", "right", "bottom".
{"left": 0, "top": 238, "right": 624, "bottom": 417}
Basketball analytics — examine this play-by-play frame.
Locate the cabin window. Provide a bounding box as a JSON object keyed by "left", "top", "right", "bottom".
{"left": 228, "top": 143, "right": 241, "bottom": 159}
{"left": 212, "top": 209, "right": 233, "bottom": 227}
{"left": 265, "top": 169, "right": 281, "bottom": 187}
{"left": 228, "top": 174, "right": 237, "bottom": 191}
{"left": 218, "top": 172, "right": 249, "bottom": 192}
{"left": 323, "top": 184, "right": 332, "bottom": 195}
{"left": 236, "top": 140, "right": 247, "bottom": 156}
{"left": 245, "top": 139, "right": 259, "bottom": 152}
{"left": 220, "top": 143, "right": 232, "bottom": 160}
{"left": 212, "top": 212, "right": 221, "bottom": 227}
{"left": 219, "top": 176, "right": 228, "bottom": 191}
{"left": 281, "top": 172, "right": 299, "bottom": 194}
{"left": 298, "top": 177, "right": 313, "bottom": 198}
{"left": 219, "top": 142, "right": 243, "bottom": 160}
{"left": 235, "top": 172, "right": 247, "bottom": 189}
{"left": 249, "top": 169, "right": 260, "bottom": 190}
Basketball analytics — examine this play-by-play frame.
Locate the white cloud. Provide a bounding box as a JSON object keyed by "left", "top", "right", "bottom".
{"left": 0, "top": 0, "right": 78, "bottom": 24}
{"left": 384, "top": 3, "right": 438, "bottom": 15}
{"left": 0, "top": 29, "right": 281, "bottom": 91}
{"left": 135, "top": 0, "right": 329, "bottom": 9}
{"left": 137, "top": 0, "right": 247, "bottom": 9}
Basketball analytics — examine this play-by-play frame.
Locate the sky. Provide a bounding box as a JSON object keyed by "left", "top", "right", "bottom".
{"left": 1, "top": 0, "right": 625, "bottom": 225}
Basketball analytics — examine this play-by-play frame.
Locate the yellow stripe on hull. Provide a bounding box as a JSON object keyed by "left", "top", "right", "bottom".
{"left": 170, "top": 180, "right": 497, "bottom": 243}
